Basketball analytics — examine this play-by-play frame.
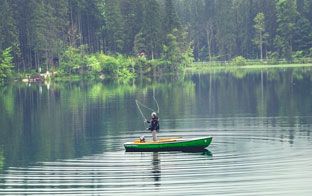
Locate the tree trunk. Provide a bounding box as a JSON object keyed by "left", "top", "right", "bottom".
{"left": 205, "top": 20, "right": 214, "bottom": 62}
{"left": 260, "top": 32, "right": 263, "bottom": 61}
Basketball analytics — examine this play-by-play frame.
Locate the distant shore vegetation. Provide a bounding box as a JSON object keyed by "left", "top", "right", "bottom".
{"left": 1, "top": 0, "right": 312, "bottom": 83}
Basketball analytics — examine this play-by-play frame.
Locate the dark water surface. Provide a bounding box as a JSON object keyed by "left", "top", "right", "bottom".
{"left": 1, "top": 69, "right": 312, "bottom": 195}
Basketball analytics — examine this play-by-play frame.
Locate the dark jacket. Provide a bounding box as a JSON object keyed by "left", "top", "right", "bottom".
{"left": 147, "top": 117, "right": 159, "bottom": 131}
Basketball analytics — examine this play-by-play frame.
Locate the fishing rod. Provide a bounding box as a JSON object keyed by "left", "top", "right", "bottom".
{"left": 135, "top": 90, "right": 160, "bottom": 127}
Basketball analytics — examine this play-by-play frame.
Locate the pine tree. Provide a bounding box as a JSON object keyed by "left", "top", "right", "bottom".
{"left": 163, "top": 0, "right": 181, "bottom": 34}
{"left": 203, "top": 0, "right": 216, "bottom": 61}
{"left": 215, "top": 0, "right": 236, "bottom": 60}
{"left": 133, "top": 31, "right": 146, "bottom": 55}
{"left": 305, "top": 0, "right": 312, "bottom": 24}
{"left": 253, "top": 12, "right": 268, "bottom": 60}
{"left": 293, "top": 16, "right": 312, "bottom": 52}
{"left": 0, "top": 0, "right": 19, "bottom": 65}
{"left": 141, "top": 0, "right": 162, "bottom": 59}
{"left": 121, "top": 0, "right": 143, "bottom": 54}
{"left": 26, "top": 0, "right": 51, "bottom": 69}
{"left": 162, "top": 28, "right": 193, "bottom": 72}
{"left": 0, "top": 47, "right": 14, "bottom": 81}
{"left": 262, "top": 0, "right": 278, "bottom": 57}
{"left": 104, "top": 0, "right": 124, "bottom": 53}
{"left": 79, "top": 0, "right": 102, "bottom": 52}
{"left": 275, "top": 0, "right": 298, "bottom": 59}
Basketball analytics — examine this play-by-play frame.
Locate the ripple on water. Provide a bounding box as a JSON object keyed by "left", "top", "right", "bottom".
{"left": 1, "top": 129, "right": 312, "bottom": 195}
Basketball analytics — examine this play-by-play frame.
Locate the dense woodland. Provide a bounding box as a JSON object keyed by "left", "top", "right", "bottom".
{"left": 0, "top": 0, "right": 312, "bottom": 76}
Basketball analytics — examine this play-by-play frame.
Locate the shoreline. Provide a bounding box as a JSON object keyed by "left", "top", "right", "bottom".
{"left": 186, "top": 63, "right": 312, "bottom": 72}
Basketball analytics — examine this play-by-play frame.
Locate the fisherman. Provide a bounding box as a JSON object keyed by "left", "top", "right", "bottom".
{"left": 145, "top": 112, "right": 159, "bottom": 141}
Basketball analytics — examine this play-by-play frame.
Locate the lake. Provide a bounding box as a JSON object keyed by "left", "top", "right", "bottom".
{"left": 1, "top": 68, "right": 312, "bottom": 195}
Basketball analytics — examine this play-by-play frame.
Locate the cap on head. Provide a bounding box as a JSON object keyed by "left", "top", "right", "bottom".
{"left": 151, "top": 112, "right": 157, "bottom": 117}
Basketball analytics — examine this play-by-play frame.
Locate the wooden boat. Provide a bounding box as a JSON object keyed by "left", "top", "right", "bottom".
{"left": 124, "top": 136, "right": 212, "bottom": 152}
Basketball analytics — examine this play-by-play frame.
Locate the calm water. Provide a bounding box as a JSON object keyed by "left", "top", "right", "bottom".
{"left": 1, "top": 69, "right": 312, "bottom": 195}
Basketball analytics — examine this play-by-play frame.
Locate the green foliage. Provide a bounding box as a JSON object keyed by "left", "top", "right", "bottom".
{"left": 2, "top": 0, "right": 312, "bottom": 80}
{"left": 275, "top": 0, "right": 298, "bottom": 59}
{"left": 141, "top": 0, "right": 162, "bottom": 59}
{"left": 0, "top": 47, "right": 14, "bottom": 81}
{"left": 230, "top": 56, "right": 247, "bottom": 66}
{"left": 293, "top": 17, "right": 312, "bottom": 51}
{"left": 95, "top": 53, "right": 135, "bottom": 80}
{"left": 181, "top": 45, "right": 195, "bottom": 67}
{"left": 60, "top": 45, "right": 88, "bottom": 74}
{"left": 292, "top": 51, "right": 304, "bottom": 59}
{"left": 162, "top": 33, "right": 180, "bottom": 71}
{"left": 163, "top": 0, "right": 181, "bottom": 34}
{"left": 60, "top": 50, "right": 136, "bottom": 81}
{"left": 104, "top": 0, "right": 124, "bottom": 53}
{"left": 253, "top": 12, "right": 269, "bottom": 60}
{"left": 291, "top": 51, "right": 312, "bottom": 63}
{"left": 267, "top": 51, "right": 279, "bottom": 64}
{"left": 87, "top": 55, "right": 101, "bottom": 73}
{"left": 0, "top": 0, "right": 19, "bottom": 65}
{"left": 253, "top": 13, "right": 265, "bottom": 37}
{"left": 121, "top": 0, "right": 143, "bottom": 54}
{"left": 136, "top": 57, "right": 167, "bottom": 76}
{"left": 133, "top": 32, "right": 146, "bottom": 55}
{"left": 162, "top": 28, "right": 193, "bottom": 72}
{"left": 309, "top": 48, "right": 312, "bottom": 58}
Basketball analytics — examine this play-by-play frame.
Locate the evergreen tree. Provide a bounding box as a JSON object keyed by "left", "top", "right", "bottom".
{"left": 1, "top": 0, "right": 312, "bottom": 72}
{"left": 13, "top": 0, "right": 31, "bottom": 69}
{"left": 141, "top": 0, "right": 162, "bottom": 59}
{"left": 179, "top": 0, "right": 205, "bottom": 61}
{"left": 133, "top": 32, "right": 146, "bottom": 55}
{"left": 293, "top": 16, "right": 312, "bottom": 52}
{"left": 305, "top": 0, "right": 312, "bottom": 24}
{"left": 262, "top": 0, "right": 278, "bottom": 56}
{"left": 121, "top": 0, "right": 143, "bottom": 54}
{"left": 275, "top": 0, "right": 298, "bottom": 59}
{"left": 79, "top": 0, "right": 102, "bottom": 52}
{"left": 203, "top": 0, "right": 216, "bottom": 61}
{"left": 27, "top": 0, "right": 52, "bottom": 69}
{"left": 253, "top": 12, "right": 268, "bottom": 60}
{"left": 163, "top": 0, "right": 181, "bottom": 34}
{"left": 162, "top": 28, "right": 193, "bottom": 72}
{"left": 0, "top": 0, "right": 19, "bottom": 64}
{"left": 0, "top": 47, "right": 14, "bottom": 81}
{"left": 215, "top": 0, "right": 236, "bottom": 60}
{"left": 104, "top": 0, "right": 124, "bottom": 53}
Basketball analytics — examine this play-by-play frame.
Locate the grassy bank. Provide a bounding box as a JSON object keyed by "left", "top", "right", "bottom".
{"left": 188, "top": 62, "right": 312, "bottom": 71}
{"left": 187, "top": 56, "right": 312, "bottom": 73}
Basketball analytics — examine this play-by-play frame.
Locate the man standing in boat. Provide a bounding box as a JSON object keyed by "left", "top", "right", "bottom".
{"left": 145, "top": 112, "right": 159, "bottom": 141}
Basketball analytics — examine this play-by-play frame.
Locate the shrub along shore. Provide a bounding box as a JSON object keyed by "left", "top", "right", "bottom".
{"left": 1, "top": 48, "right": 312, "bottom": 84}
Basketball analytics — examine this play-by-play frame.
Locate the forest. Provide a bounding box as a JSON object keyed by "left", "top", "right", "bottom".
{"left": 0, "top": 0, "right": 312, "bottom": 81}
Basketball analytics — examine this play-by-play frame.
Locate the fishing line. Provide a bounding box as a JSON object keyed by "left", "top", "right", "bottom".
{"left": 135, "top": 100, "right": 148, "bottom": 121}
{"left": 135, "top": 90, "right": 160, "bottom": 129}
{"left": 135, "top": 100, "right": 149, "bottom": 129}
{"left": 153, "top": 88, "right": 160, "bottom": 113}
{"left": 136, "top": 100, "right": 155, "bottom": 112}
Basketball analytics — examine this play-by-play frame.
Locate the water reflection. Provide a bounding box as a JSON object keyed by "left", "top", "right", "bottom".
{"left": 0, "top": 149, "right": 4, "bottom": 172}
{"left": 151, "top": 152, "right": 161, "bottom": 187}
{"left": 201, "top": 149, "right": 213, "bottom": 157}
{"left": 0, "top": 69, "right": 312, "bottom": 195}
{"left": 182, "top": 149, "right": 213, "bottom": 158}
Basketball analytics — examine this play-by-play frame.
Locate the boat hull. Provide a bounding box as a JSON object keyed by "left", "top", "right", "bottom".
{"left": 124, "top": 137, "right": 212, "bottom": 152}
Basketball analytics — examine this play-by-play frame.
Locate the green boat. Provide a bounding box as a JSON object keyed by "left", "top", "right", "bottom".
{"left": 124, "top": 136, "right": 212, "bottom": 152}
